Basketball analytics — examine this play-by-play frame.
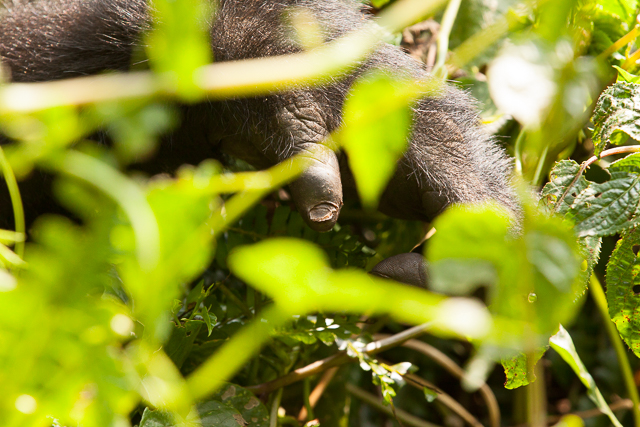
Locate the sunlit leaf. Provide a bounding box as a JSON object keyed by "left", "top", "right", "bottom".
{"left": 605, "top": 226, "right": 640, "bottom": 357}
{"left": 502, "top": 348, "right": 546, "bottom": 389}
{"left": 145, "top": 0, "right": 213, "bottom": 100}
{"left": 228, "top": 238, "right": 492, "bottom": 339}
{"left": 592, "top": 82, "right": 640, "bottom": 155}
{"left": 566, "top": 153, "right": 640, "bottom": 237}
{"left": 549, "top": 325, "right": 623, "bottom": 427}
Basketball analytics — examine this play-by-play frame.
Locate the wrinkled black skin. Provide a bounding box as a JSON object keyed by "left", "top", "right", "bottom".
{"left": 0, "top": 0, "right": 518, "bottom": 285}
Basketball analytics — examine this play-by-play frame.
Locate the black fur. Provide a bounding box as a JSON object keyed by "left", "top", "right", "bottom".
{"left": 0, "top": 0, "right": 519, "bottom": 231}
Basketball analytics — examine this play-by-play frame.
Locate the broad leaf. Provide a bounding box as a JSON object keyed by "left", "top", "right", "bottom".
{"left": 228, "top": 238, "right": 492, "bottom": 339}
{"left": 140, "top": 383, "right": 269, "bottom": 427}
{"left": 502, "top": 348, "right": 547, "bottom": 389}
{"left": 592, "top": 82, "right": 640, "bottom": 155}
{"left": 341, "top": 72, "right": 416, "bottom": 208}
{"left": 428, "top": 203, "right": 583, "bottom": 341}
{"left": 567, "top": 154, "right": 640, "bottom": 237}
{"left": 605, "top": 226, "right": 640, "bottom": 357}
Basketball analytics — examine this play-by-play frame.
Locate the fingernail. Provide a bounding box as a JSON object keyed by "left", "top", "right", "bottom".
{"left": 309, "top": 203, "right": 338, "bottom": 222}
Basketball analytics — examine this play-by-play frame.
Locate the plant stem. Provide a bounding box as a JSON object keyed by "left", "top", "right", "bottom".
{"left": 434, "top": 0, "right": 462, "bottom": 78}
{"left": 590, "top": 275, "right": 640, "bottom": 427}
{"left": 0, "top": 145, "right": 25, "bottom": 260}
{"left": 270, "top": 387, "right": 283, "bottom": 427}
{"left": 247, "top": 322, "right": 432, "bottom": 395}
{"left": 345, "top": 383, "right": 442, "bottom": 427}
{"left": 598, "top": 25, "right": 640, "bottom": 63}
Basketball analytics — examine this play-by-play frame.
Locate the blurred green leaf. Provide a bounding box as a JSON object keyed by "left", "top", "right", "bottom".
{"left": 341, "top": 72, "right": 415, "bottom": 208}
{"left": 145, "top": 0, "right": 213, "bottom": 100}
{"left": 550, "top": 325, "right": 623, "bottom": 427}
{"left": 428, "top": 202, "right": 583, "bottom": 343}
{"left": 228, "top": 238, "right": 492, "bottom": 339}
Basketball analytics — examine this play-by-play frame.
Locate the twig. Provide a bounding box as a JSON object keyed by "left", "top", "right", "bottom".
{"left": 297, "top": 367, "right": 339, "bottom": 422}
{"left": 598, "top": 25, "right": 640, "bottom": 63}
{"left": 218, "top": 283, "right": 253, "bottom": 318}
{"left": 345, "top": 383, "right": 442, "bottom": 427}
{"left": 374, "top": 336, "right": 500, "bottom": 427}
{"left": 393, "top": 367, "right": 484, "bottom": 427}
{"left": 247, "top": 322, "right": 432, "bottom": 395}
{"left": 554, "top": 145, "right": 640, "bottom": 212}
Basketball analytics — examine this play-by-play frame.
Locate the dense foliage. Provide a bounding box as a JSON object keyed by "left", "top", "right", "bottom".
{"left": 3, "top": 0, "right": 640, "bottom": 426}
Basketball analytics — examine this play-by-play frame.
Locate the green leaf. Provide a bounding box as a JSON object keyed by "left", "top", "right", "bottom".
{"left": 139, "top": 384, "right": 269, "bottom": 427}
{"left": 592, "top": 82, "right": 640, "bottom": 155}
{"left": 566, "top": 154, "right": 640, "bottom": 237}
{"left": 502, "top": 348, "right": 547, "bottom": 389}
{"left": 228, "top": 238, "right": 493, "bottom": 339}
{"left": 208, "top": 383, "right": 270, "bottom": 427}
{"left": 540, "top": 160, "right": 590, "bottom": 216}
{"left": 605, "top": 226, "right": 640, "bottom": 356}
{"left": 549, "top": 325, "right": 623, "bottom": 427}
{"left": 145, "top": 0, "right": 213, "bottom": 100}
{"left": 614, "top": 66, "right": 640, "bottom": 83}
{"left": 341, "top": 72, "right": 415, "bottom": 208}
{"left": 598, "top": 0, "right": 637, "bottom": 23}
{"left": 201, "top": 308, "right": 217, "bottom": 337}
{"left": 164, "top": 320, "right": 204, "bottom": 369}
{"left": 427, "top": 203, "right": 583, "bottom": 341}
{"left": 423, "top": 387, "right": 438, "bottom": 403}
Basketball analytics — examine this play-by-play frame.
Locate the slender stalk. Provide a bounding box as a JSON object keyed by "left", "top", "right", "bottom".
{"left": 247, "top": 322, "right": 432, "bottom": 395}
{"left": 270, "top": 388, "right": 283, "bottom": 427}
{"left": 513, "top": 129, "right": 527, "bottom": 177}
{"left": 598, "top": 25, "right": 640, "bottom": 63}
{"left": 531, "top": 143, "right": 550, "bottom": 187}
{"left": 345, "top": 383, "right": 442, "bottom": 427}
{"left": 403, "top": 372, "right": 483, "bottom": 427}
{"left": 434, "top": 0, "right": 462, "bottom": 78}
{"left": 0, "top": 145, "right": 25, "bottom": 260}
{"left": 526, "top": 359, "right": 546, "bottom": 427}
{"left": 590, "top": 275, "right": 640, "bottom": 427}
{"left": 374, "top": 336, "right": 501, "bottom": 427}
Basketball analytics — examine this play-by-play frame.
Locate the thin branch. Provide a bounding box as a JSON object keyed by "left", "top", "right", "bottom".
{"left": 345, "top": 383, "right": 442, "bottom": 427}
{"left": 598, "top": 25, "right": 640, "bottom": 63}
{"left": 0, "top": 0, "right": 447, "bottom": 113}
{"left": 554, "top": 145, "right": 640, "bottom": 212}
{"left": 403, "top": 374, "right": 483, "bottom": 427}
{"left": 247, "top": 322, "right": 432, "bottom": 395}
{"left": 297, "top": 367, "right": 338, "bottom": 422}
{"left": 375, "top": 336, "right": 500, "bottom": 427}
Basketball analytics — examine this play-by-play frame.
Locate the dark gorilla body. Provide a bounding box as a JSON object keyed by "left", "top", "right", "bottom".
{"left": 0, "top": 0, "right": 518, "bottom": 283}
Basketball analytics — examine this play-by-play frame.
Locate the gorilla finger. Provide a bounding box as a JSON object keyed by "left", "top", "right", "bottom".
{"left": 370, "top": 253, "right": 429, "bottom": 288}
{"left": 288, "top": 144, "right": 343, "bottom": 232}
